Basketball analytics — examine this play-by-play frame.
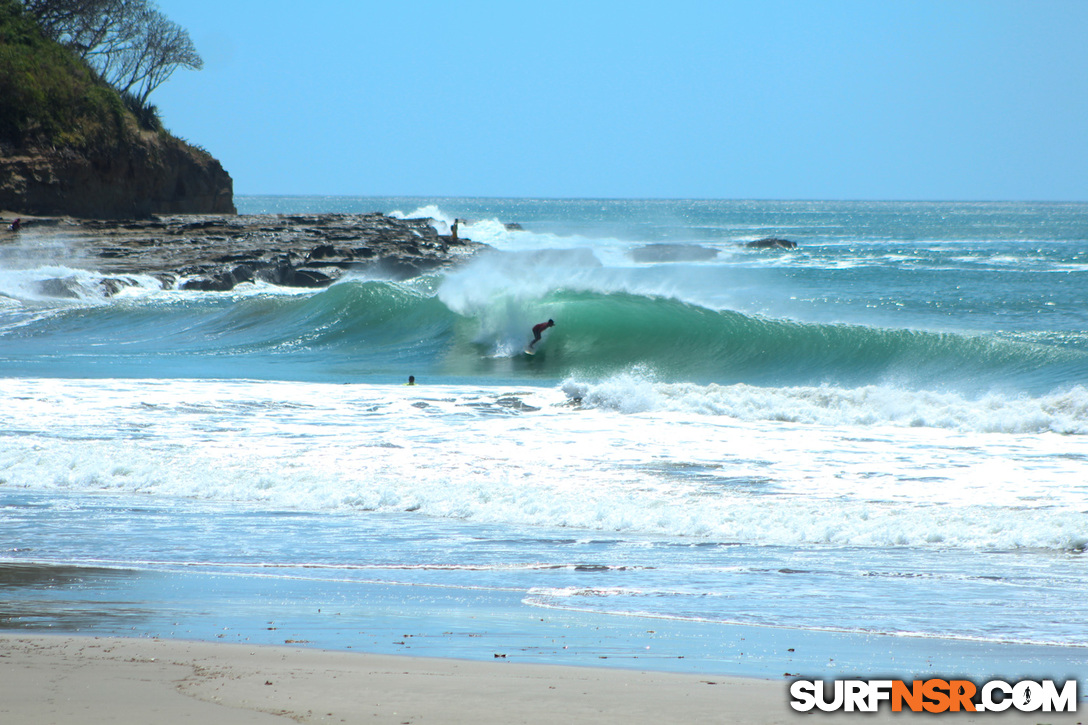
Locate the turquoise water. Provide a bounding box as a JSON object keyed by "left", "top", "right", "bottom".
{"left": 3, "top": 198, "right": 1085, "bottom": 392}
{"left": 1, "top": 198, "right": 1086, "bottom": 679}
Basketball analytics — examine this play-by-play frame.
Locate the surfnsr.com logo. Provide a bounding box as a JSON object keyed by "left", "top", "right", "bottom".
{"left": 789, "top": 678, "right": 1079, "bottom": 713}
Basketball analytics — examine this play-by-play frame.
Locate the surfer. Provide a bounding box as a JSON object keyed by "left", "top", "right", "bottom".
{"left": 406, "top": 375, "right": 416, "bottom": 385}
{"left": 528, "top": 319, "right": 554, "bottom": 351}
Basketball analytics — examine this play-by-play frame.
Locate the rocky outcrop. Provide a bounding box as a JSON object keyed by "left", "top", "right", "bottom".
{"left": 746, "top": 237, "right": 798, "bottom": 249}
{"left": 0, "top": 133, "right": 235, "bottom": 219}
{"left": 3, "top": 212, "right": 487, "bottom": 294}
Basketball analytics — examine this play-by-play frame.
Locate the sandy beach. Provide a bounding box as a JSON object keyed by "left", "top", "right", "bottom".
{"left": 1, "top": 634, "right": 1082, "bottom": 724}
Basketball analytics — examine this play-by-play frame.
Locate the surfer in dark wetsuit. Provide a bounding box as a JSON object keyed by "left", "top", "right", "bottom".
{"left": 528, "top": 319, "right": 554, "bottom": 350}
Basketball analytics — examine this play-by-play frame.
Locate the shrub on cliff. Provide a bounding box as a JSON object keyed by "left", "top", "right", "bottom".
{"left": 120, "top": 89, "right": 162, "bottom": 132}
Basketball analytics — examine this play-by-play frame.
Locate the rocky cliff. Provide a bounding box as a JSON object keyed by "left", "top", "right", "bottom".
{"left": 0, "top": 134, "right": 235, "bottom": 219}
{"left": 0, "top": 0, "right": 235, "bottom": 218}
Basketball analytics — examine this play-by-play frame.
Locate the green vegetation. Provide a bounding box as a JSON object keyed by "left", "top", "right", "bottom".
{"left": 0, "top": 0, "right": 128, "bottom": 149}
{"left": 0, "top": 0, "right": 199, "bottom": 149}
{"left": 120, "top": 89, "right": 162, "bottom": 132}
{"left": 0, "top": 0, "right": 229, "bottom": 218}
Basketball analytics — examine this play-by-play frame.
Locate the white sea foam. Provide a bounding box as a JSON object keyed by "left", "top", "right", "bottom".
{"left": 0, "top": 266, "right": 166, "bottom": 303}
{"left": 390, "top": 203, "right": 682, "bottom": 267}
{"left": 390, "top": 204, "right": 451, "bottom": 229}
{"left": 3, "top": 378, "right": 1086, "bottom": 553}
{"left": 435, "top": 246, "right": 725, "bottom": 320}
{"left": 562, "top": 374, "right": 1088, "bottom": 435}
{"left": 390, "top": 204, "right": 525, "bottom": 249}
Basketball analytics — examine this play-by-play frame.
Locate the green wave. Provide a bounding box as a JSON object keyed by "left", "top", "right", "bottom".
{"left": 5, "top": 278, "right": 1083, "bottom": 390}
{"left": 457, "top": 289, "right": 1078, "bottom": 388}
{"left": 299, "top": 281, "right": 1081, "bottom": 390}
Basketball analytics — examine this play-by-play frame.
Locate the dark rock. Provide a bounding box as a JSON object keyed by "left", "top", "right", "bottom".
{"left": 256, "top": 261, "right": 295, "bottom": 287}
{"left": 16, "top": 212, "right": 490, "bottom": 291}
{"left": 181, "top": 219, "right": 228, "bottom": 231}
{"left": 100, "top": 277, "right": 140, "bottom": 297}
{"left": 35, "top": 278, "right": 81, "bottom": 298}
{"left": 369, "top": 256, "right": 442, "bottom": 280}
{"left": 746, "top": 237, "right": 798, "bottom": 249}
{"left": 291, "top": 269, "right": 336, "bottom": 287}
{"left": 307, "top": 244, "right": 339, "bottom": 260}
{"left": 254, "top": 263, "right": 338, "bottom": 288}
{"left": 180, "top": 274, "right": 236, "bottom": 292}
{"left": 230, "top": 264, "right": 257, "bottom": 284}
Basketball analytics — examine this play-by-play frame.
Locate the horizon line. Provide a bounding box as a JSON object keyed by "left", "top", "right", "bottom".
{"left": 233, "top": 194, "right": 1088, "bottom": 205}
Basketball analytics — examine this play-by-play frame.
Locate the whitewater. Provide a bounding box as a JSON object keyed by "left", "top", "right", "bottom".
{"left": 2, "top": 198, "right": 1086, "bottom": 678}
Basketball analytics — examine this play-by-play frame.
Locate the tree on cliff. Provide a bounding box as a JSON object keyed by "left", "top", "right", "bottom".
{"left": 19, "top": 0, "right": 201, "bottom": 105}
{"left": 0, "top": 0, "right": 234, "bottom": 217}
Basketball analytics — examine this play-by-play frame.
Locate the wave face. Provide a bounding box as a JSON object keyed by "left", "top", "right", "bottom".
{"left": 5, "top": 199, "right": 1087, "bottom": 392}
{"left": 0, "top": 274, "right": 451, "bottom": 381}
{"left": 3, "top": 267, "right": 1086, "bottom": 396}
{"left": 447, "top": 285, "right": 1085, "bottom": 392}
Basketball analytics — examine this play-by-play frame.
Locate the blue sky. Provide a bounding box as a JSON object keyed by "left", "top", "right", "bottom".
{"left": 152, "top": 1, "right": 1088, "bottom": 200}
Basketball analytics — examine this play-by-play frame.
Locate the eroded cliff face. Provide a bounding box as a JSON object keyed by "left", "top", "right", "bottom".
{"left": 0, "top": 131, "right": 235, "bottom": 218}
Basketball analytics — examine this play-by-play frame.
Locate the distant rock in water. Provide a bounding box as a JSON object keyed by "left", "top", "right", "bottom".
{"left": 630, "top": 243, "right": 719, "bottom": 263}
{"left": 745, "top": 237, "right": 798, "bottom": 249}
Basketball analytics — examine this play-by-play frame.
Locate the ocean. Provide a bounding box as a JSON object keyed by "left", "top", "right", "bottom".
{"left": 2, "top": 198, "right": 1087, "bottom": 680}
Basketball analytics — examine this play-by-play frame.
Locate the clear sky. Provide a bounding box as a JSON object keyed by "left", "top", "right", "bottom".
{"left": 151, "top": 0, "right": 1088, "bottom": 201}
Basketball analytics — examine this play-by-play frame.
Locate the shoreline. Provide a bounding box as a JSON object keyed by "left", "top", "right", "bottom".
{"left": 3, "top": 552, "right": 1086, "bottom": 682}
{"left": 4, "top": 633, "right": 1081, "bottom": 724}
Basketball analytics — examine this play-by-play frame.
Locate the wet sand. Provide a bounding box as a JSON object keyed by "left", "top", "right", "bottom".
{"left": 2, "top": 634, "right": 1081, "bottom": 724}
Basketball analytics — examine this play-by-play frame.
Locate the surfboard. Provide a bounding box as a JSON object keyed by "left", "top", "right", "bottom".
{"left": 524, "top": 348, "right": 536, "bottom": 356}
